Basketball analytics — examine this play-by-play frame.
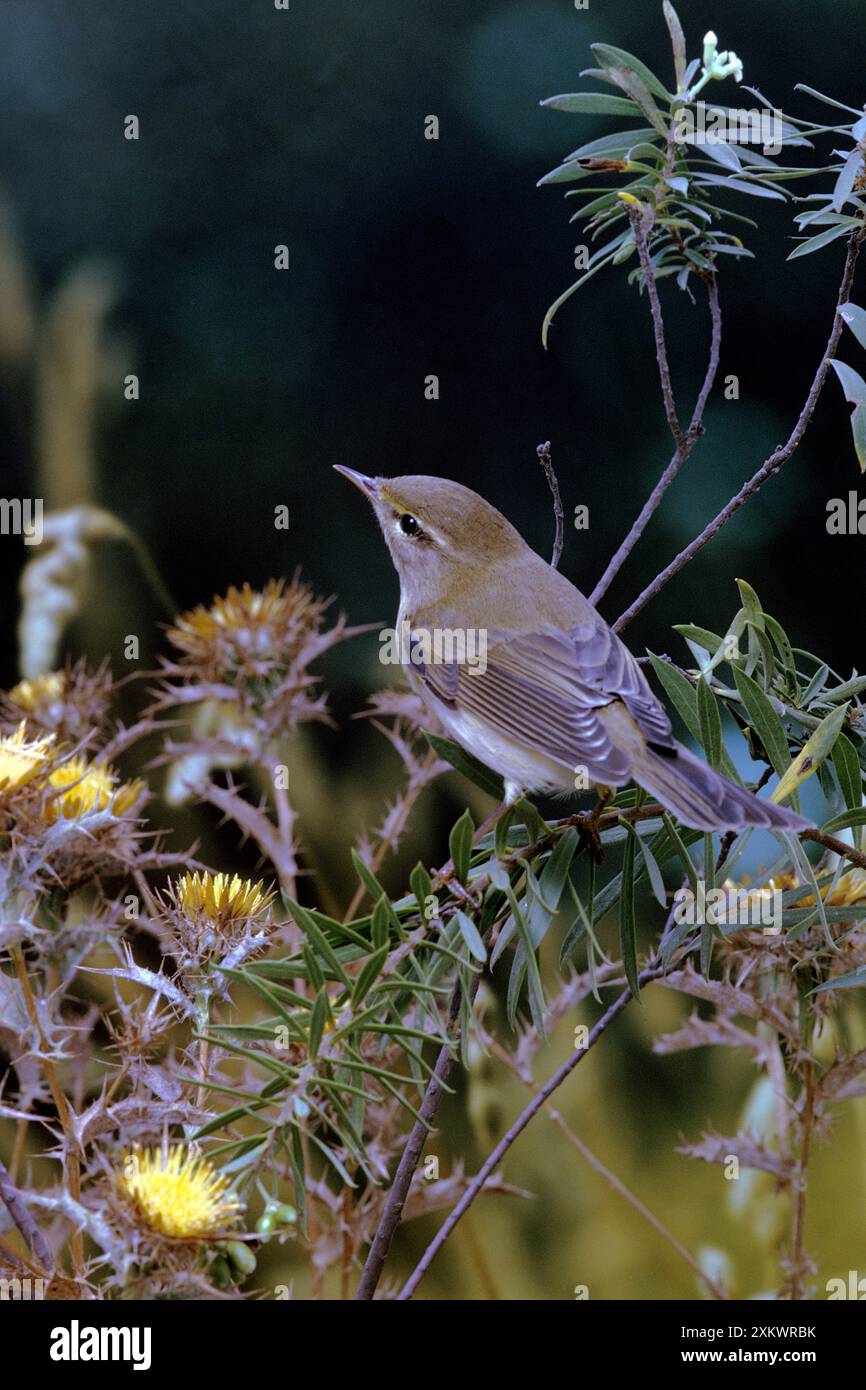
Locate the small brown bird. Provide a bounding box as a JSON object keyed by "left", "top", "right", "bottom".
{"left": 336, "top": 468, "right": 811, "bottom": 834}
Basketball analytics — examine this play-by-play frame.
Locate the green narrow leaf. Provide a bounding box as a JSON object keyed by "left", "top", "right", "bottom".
{"left": 697, "top": 678, "right": 723, "bottom": 770}
{"left": 425, "top": 733, "right": 504, "bottom": 799}
{"left": 637, "top": 831, "right": 667, "bottom": 908}
{"left": 811, "top": 964, "right": 866, "bottom": 994}
{"left": 494, "top": 806, "right": 515, "bottom": 858}
{"left": 591, "top": 42, "right": 671, "bottom": 101}
{"left": 307, "top": 988, "right": 328, "bottom": 1059}
{"left": 608, "top": 67, "right": 666, "bottom": 134}
{"left": 410, "top": 862, "right": 432, "bottom": 918}
{"left": 831, "top": 358, "right": 866, "bottom": 406}
{"left": 649, "top": 654, "right": 739, "bottom": 780}
{"left": 731, "top": 666, "right": 790, "bottom": 776}
{"left": 832, "top": 734, "right": 863, "bottom": 811}
{"left": 288, "top": 897, "right": 351, "bottom": 987}
{"left": 662, "top": 814, "right": 699, "bottom": 893}
{"left": 649, "top": 653, "right": 701, "bottom": 738}
{"left": 662, "top": 0, "right": 687, "bottom": 93}
{"left": 771, "top": 703, "right": 850, "bottom": 804}
{"left": 351, "top": 945, "right": 389, "bottom": 1007}
{"left": 833, "top": 146, "right": 863, "bottom": 213}
{"left": 788, "top": 223, "right": 854, "bottom": 259}
{"left": 540, "top": 92, "right": 641, "bottom": 116}
{"left": 839, "top": 303, "right": 866, "bottom": 350}
{"left": 455, "top": 910, "right": 487, "bottom": 963}
{"left": 736, "top": 578, "right": 764, "bottom": 626}
{"left": 449, "top": 808, "right": 474, "bottom": 885}
{"left": 286, "top": 1128, "right": 308, "bottom": 1238}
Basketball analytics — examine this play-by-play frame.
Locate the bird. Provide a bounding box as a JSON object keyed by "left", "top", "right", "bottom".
{"left": 335, "top": 467, "right": 811, "bottom": 835}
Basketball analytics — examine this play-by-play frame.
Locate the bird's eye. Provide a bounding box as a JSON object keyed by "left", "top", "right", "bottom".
{"left": 398, "top": 513, "right": 421, "bottom": 537}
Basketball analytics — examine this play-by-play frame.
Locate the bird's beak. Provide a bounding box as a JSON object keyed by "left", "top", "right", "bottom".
{"left": 334, "top": 465, "right": 378, "bottom": 500}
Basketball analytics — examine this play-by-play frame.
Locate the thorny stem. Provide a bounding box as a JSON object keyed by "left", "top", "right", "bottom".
{"left": 614, "top": 228, "right": 866, "bottom": 634}
{"left": 787, "top": 1062, "right": 816, "bottom": 1300}
{"left": 591, "top": 269, "right": 722, "bottom": 604}
{"left": 0, "top": 1155, "right": 53, "bottom": 1274}
{"left": 272, "top": 771, "right": 299, "bottom": 902}
{"left": 11, "top": 946, "right": 83, "bottom": 1278}
{"left": 343, "top": 745, "right": 442, "bottom": 922}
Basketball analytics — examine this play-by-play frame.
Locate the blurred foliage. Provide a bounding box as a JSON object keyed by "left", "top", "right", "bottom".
{"left": 2, "top": 0, "right": 866, "bottom": 1300}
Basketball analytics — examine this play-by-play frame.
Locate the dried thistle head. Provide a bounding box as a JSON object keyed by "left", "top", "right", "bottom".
{"left": 159, "top": 574, "right": 357, "bottom": 773}
{"left": 2, "top": 660, "right": 113, "bottom": 744}
{"left": 166, "top": 576, "right": 331, "bottom": 688}
{"left": 105, "top": 992, "right": 180, "bottom": 1063}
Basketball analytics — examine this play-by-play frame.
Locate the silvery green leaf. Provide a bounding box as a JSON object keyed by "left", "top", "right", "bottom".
{"left": 840, "top": 303, "right": 866, "bottom": 350}
{"left": 541, "top": 92, "right": 641, "bottom": 117}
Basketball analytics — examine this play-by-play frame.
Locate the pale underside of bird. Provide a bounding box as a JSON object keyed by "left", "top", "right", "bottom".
{"left": 403, "top": 614, "right": 810, "bottom": 834}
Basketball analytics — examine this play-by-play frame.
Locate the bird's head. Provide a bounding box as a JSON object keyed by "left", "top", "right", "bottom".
{"left": 334, "top": 468, "right": 527, "bottom": 604}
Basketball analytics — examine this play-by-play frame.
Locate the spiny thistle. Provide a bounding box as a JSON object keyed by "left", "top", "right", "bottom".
{"left": 2, "top": 661, "right": 114, "bottom": 742}
{"left": 166, "top": 576, "right": 332, "bottom": 685}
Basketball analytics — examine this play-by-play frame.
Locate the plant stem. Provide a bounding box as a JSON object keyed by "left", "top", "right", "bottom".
{"left": 536, "top": 440, "right": 564, "bottom": 569}
{"left": 591, "top": 272, "right": 721, "bottom": 604}
{"left": 11, "top": 946, "right": 83, "bottom": 1278}
{"left": 0, "top": 1156, "right": 53, "bottom": 1273}
{"left": 614, "top": 228, "right": 866, "bottom": 633}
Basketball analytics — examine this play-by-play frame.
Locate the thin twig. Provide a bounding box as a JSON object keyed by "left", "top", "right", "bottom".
{"left": 800, "top": 828, "right": 866, "bottom": 871}
{"left": 614, "top": 228, "right": 866, "bottom": 633}
{"left": 354, "top": 975, "right": 473, "bottom": 1300}
{"left": 591, "top": 273, "right": 721, "bottom": 604}
{"left": 629, "top": 205, "right": 685, "bottom": 449}
{"left": 0, "top": 1156, "right": 53, "bottom": 1274}
{"left": 536, "top": 441, "right": 564, "bottom": 569}
{"left": 545, "top": 1107, "right": 729, "bottom": 1300}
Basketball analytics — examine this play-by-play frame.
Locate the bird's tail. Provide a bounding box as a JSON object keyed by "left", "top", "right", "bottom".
{"left": 630, "top": 739, "right": 812, "bottom": 834}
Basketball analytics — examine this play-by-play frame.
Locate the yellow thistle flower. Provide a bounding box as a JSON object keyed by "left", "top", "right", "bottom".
{"left": 734, "top": 867, "right": 866, "bottom": 913}
{"left": 0, "top": 722, "right": 55, "bottom": 794}
{"left": 46, "top": 756, "right": 144, "bottom": 822}
{"left": 171, "top": 870, "right": 274, "bottom": 923}
{"left": 8, "top": 671, "right": 65, "bottom": 711}
{"left": 118, "top": 1146, "right": 241, "bottom": 1238}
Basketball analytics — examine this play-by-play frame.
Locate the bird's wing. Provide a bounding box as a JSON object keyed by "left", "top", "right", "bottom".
{"left": 410, "top": 618, "right": 674, "bottom": 783}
